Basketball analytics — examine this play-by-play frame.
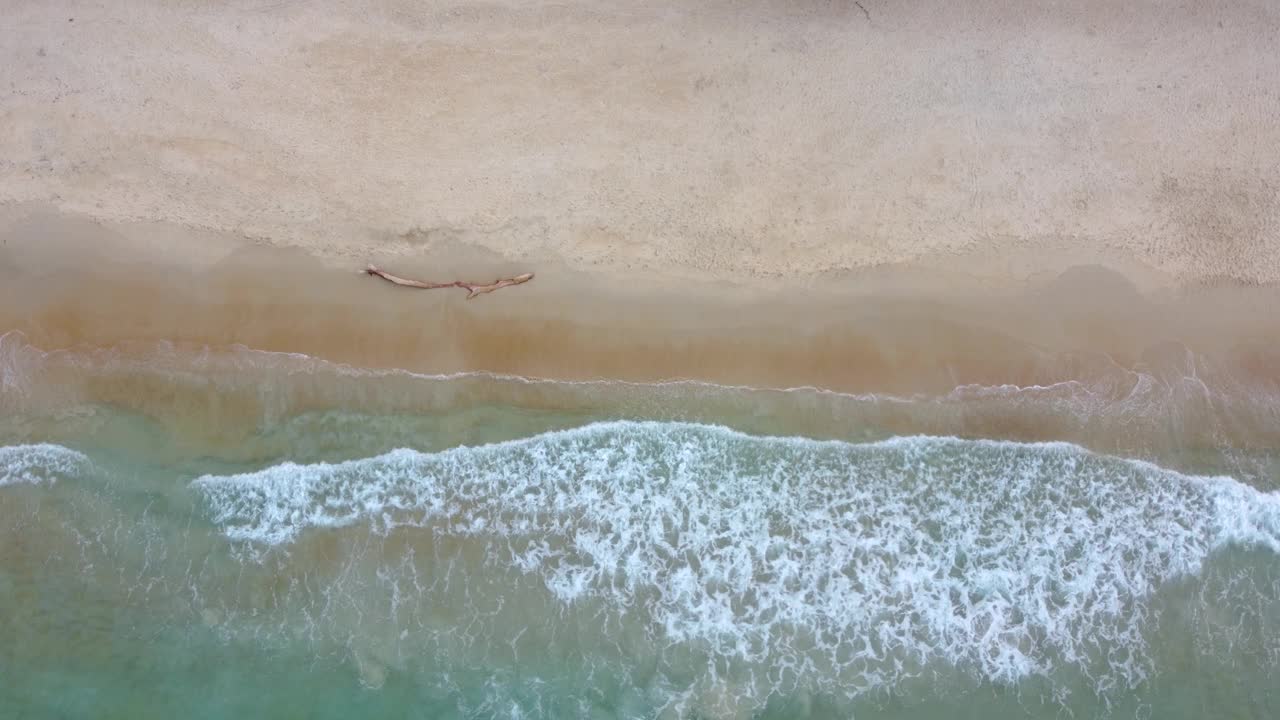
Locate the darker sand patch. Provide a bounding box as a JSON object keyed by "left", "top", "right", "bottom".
{"left": 2, "top": 211, "right": 1278, "bottom": 397}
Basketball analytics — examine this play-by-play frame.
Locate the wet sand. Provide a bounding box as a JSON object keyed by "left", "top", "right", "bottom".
{"left": 2, "top": 210, "right": 1277, "bottom": 394}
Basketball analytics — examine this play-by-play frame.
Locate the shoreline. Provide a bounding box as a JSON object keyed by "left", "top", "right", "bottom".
{"left": 3, "top": 209, "right": 1278, "bottom": 397}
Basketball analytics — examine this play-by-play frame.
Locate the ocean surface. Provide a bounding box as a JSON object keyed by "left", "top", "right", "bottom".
{"left": 2, "top": 330, "right": 1278, "bottom": 719}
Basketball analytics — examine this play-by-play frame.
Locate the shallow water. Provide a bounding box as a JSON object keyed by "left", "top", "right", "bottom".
{"left": 2, "top": 331, "right": 1278, "bottom": 718}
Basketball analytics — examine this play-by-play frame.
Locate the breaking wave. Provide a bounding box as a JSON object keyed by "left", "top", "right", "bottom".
{"left": 0, "top": 443, "right": 91, "bottom": 486}
{"left": 192, "top": 421, "right": 1280, "bottom": 706}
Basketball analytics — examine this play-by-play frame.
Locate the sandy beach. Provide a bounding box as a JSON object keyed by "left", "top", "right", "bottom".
{"left": 3, "top": 0, "right": 1279, "bottom": 293}
{"left": 4, "top": 0, "right": 1280, "bottom": 393}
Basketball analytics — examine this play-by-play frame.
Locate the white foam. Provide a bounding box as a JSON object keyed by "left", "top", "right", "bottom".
{"left": 0, "top": 443, "right": 92, "bottom": 486}
{"left": 192, "top": 421, "right": 1280, "bottom": 702}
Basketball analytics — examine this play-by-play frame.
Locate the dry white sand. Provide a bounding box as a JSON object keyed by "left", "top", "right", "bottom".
{"left": 3, "top": 0, "right": 1279, "bottom": 287}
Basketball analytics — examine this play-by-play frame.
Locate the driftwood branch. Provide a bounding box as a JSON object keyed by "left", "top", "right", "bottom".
{"left": 364, "top": 265, "right": 534, "bottom": 299}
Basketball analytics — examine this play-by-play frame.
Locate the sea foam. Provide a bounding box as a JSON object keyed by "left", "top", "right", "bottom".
{"left": 192, "top": 421, "right": 1280, "bottom": 702}
{"left": 0, "top": 443, "right": 91, "bottom": 487}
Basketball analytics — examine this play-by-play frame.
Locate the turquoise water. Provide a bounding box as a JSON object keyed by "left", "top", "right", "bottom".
{"left": 2, "top": 334, "right": 1279, "bottom": 718}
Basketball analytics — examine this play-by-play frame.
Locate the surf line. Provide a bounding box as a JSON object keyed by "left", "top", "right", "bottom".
{"left": 364, "top": 265, "right": 534, "bottom": 299}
